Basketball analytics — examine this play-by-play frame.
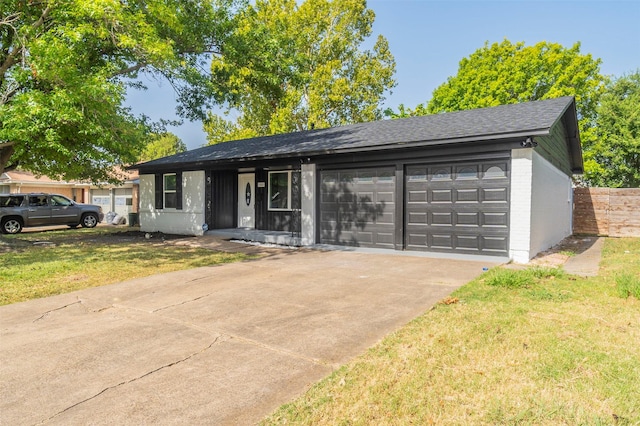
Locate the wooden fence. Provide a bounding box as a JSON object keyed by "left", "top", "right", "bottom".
{"left": 573, "top": 188, "right": 640, "bottom": 237}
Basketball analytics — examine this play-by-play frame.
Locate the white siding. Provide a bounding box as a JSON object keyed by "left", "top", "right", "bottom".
{"left": 509, "top": 149, "right": 573, "bottom": 263}
{"left": 530, "top": 151, "right": 573, "bottom": 256}
{"left": 139, "top": 171, "right": 206, "bottom": 236}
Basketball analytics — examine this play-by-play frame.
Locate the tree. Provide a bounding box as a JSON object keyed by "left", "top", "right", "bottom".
{"left": 204, "top": 0, "right": 396, "bottom": 144}
{"left": 423, "top": 40, "right": 606, "bottom": 177}
{"left": 139, "top": 132, "right": 187, "bottom": 163}
{"left": 383, "top": 103, "right": 428, "bottom": 119}
{"left": 427, "top": 40, "right": 604, "bottom": 121}
{"left": 583, "top": 71, "right": 640, "bottom": 187}
{"left": 1, "top": 0, "right": 238, "bottom": 182}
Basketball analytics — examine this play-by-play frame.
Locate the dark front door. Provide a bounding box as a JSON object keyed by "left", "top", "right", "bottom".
{"left": 319, "top": 167, "right": 396, "bottom": 248}
{"left": 405, "top": 159, "right": 510, "bottom": 256}
{"left": 210, "top": 171, "right": 237, "bottom": 229}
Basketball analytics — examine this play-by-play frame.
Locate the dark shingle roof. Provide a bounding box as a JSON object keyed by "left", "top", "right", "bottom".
{"left": 135, "top": 96, "right": 578, "bottom": 169}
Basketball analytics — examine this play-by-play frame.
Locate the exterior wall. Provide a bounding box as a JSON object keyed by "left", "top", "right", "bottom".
{"left": 536, "top": 120, "right": 574, "bottom": 176}
{"left": 301, "top": 163, "right": 316, "bottom": 245}
{"left": 529, "top": 151, "right": 573, "bottom": 256}
{"left": 574, "top": 188, "right": 640, "bottom": 237}
{"left": 508, "top": 149, "right": 534, "bottom": 263}
{"left": 509, "top": 149, "right": 573, "bottom": 263}
{"left": 139, "top": 171, "right": 206, "bottom": 235}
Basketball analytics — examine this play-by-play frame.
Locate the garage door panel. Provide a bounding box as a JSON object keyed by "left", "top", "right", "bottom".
{"left": 408, "top": 190, "right": 427, "bottom": 202}
{"left": 482, "top": 187, "right": 508, "bottom": 202}
{"left": 432, "top": 212, "right": 453, "bottom": 225}
{"left": 408, "top": 211, "right": 427, "bottom": 225}
{"left": 456, "top": 189, "right": 479, "bottom": 202}
{"left": 376, "top": 191, "right": 395, "bottom": 203}
{"left": 456, "top": 212, "right": 480, "bottom": 226}
{"left": 432, "top": 189, "right": 453, "bottom": 203}
{"left": 483, "top": 212, "right": 508, "bottom": 227}
{"left": 405, "top": 160, "right": 510, "bottom": 256}
{"left": 482, "top": 236, "right": 509, "bottom": 252}
{"left": 431, "top": 234, "right": 453, "bottom": 249}
{"left": 455, "top": 235, "right": 480, "bottom": 250}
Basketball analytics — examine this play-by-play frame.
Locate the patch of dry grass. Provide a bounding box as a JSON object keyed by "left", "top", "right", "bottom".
{"left": 0, "top": 228, "right": 249, "bottom": 305}
{"left": 263, "top": 238, "right": 640, "bottom": 425}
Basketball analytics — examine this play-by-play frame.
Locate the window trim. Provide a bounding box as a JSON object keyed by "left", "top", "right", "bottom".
{"left": 163, "top": 173, "right": 177, "bottom": 209}
{"left": 155, "top": 172, "right": 182, "bottom": 210}
{"left": 268, "top": 170, "right": 292, "bottom": 211}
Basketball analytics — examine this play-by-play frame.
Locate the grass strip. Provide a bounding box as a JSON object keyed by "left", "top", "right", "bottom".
{"left": 263, "top": 238, "right": 640, "bottom": 425}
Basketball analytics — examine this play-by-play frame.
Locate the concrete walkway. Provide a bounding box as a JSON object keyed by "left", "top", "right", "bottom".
{"left": 0, "top": 247, "right": 497, "bottom": 425}
{"left": 563, "top": 237, "right": 605, "bottom": 277}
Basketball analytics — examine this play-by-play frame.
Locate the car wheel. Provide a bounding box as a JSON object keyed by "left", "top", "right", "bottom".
{"left": 1, "top": 218, "right": 23, "bottom": 234}
{"left": 81, "top": 213, "right": 99, "bottom": 228}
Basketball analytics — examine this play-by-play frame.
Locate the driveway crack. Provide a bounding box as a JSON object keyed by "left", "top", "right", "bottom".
{"left": 33, "top": 300, "right": 82, "bottom": 322}
{"left": 37, "top": 336, "right": 221, "bottom": 425}
{"left": 152, "top": 291, "right": 216, "bottom": 313}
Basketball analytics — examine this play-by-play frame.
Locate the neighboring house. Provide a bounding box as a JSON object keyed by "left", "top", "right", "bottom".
{"left": 89, "top": 169, "right": 139, "bottom": 220}
{"left": 0, "top": 169, "right": 139, "bottom": 223}
{"left": 0, "top": 170, "right": 91, "bottom": 202}
{"left": 132, "top": 96, "right": 582, "bottom": 263}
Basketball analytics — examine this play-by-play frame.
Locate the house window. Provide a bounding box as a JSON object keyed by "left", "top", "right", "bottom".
{"left": 155, "top": 172, "right": 182, "bottom": 210}
{"left": 164, "top": 174, "right": 177, "bottom": 208}
{"left": 268, "top": 171, "right": 291, "bottom": 210}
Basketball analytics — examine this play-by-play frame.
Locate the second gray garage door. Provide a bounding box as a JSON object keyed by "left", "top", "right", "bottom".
{"left": 319, "top": 168, "right": 396, "bottom": 248}
{"left": 405, "top": 160, "right": 510, "bottom": 255}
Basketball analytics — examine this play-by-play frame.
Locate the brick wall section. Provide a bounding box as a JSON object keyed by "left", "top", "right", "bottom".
{"left": 574, "top": 188, "right": 640, "bottom": 237}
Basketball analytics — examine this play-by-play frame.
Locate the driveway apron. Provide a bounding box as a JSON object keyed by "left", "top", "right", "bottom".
{"left": 1, "top": 249, "right": 497, "bottom": 425}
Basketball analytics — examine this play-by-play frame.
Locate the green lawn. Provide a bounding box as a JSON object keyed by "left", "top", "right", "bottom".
{"left": 263, "top": 238, "right": 640, "bottom": 425}
{"left": 0, "top": 227, "right": 249, "bottom": 305}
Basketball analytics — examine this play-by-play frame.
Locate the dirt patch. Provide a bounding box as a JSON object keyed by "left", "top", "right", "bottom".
{"left": 0, "top": 228, "right": 194, "bottom": 253}
{"left": 528, "top": 235, "right": 600, "bottom": 267}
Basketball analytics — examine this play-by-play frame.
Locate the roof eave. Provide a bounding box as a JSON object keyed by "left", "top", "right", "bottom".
{"left": 134, "top": 129, "right": 553, "bottom": 173}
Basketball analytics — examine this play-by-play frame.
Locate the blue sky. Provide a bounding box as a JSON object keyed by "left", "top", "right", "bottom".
{"left": 125, "top": 0, "right": 640, "bottom": 150}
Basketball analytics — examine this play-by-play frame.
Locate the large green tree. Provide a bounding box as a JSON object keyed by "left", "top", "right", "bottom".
{"left": 1, "top": 0, "right": 238, "bottom": 182}
{"left": 424, "top": 40, "right": 606, "bottom": 177}
{"left": 139, "top": 132, "right": 187, "bottom": 163}
{"left": 584, "top": 71, "right": 640, "bottom": 187}
{"left": 204, "top": 0, "right": 396, "bottom": 144}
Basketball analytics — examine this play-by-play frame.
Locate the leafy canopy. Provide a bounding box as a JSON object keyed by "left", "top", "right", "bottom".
{"left": 139, "top": 132, "right": 187, "bottom": 163}
{"left": 584, "top": 71, "right": 640, "bottom": 187}
{"left": 204, "top": 0, "right": 396, "bottom": 144}
{"left": 412, "top": 39, "right": 607, "bottom": 183}
{"left": 0, "top": 0, "right": 238, "bottom": 182}
{"left": 426, "top": 40, "right": 605, "bottom": 125}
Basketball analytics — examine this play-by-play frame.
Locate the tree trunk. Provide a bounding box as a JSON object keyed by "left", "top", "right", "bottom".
{"left": 0, "top": 144, "right": 15, "bottom": 176}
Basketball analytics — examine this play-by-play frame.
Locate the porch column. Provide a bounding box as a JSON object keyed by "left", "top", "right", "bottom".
{"left": 509, "top": 149, "right": 533, "bottom": 263}
{"left": 301, "top": 163, "right": 316, "bottom": 246}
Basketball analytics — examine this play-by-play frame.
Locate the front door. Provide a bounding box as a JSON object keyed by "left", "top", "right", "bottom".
{"left": 237, "top": 173, "right": 255, "bottom": 228}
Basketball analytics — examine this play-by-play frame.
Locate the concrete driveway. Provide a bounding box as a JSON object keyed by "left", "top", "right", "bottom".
{"left": 1, "top": 246, "right": 497, "bottom": 425}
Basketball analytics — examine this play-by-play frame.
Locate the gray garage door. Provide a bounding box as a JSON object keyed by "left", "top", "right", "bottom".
{"left": 320, "top": 168, "right": 396, "bottom": 248}
{"left": 405, "top": 160, "right": 510, "bottom": 255}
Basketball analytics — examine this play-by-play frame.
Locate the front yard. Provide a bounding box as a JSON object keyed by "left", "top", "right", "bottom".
{"left": 0, "top": 227, "right": 249, "bottom": 305}
{"left": 2, "top": 228, "right": 638, "bottom": 423}
{"left": 263, "top": 238, "right": 640, "bottom": 425}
